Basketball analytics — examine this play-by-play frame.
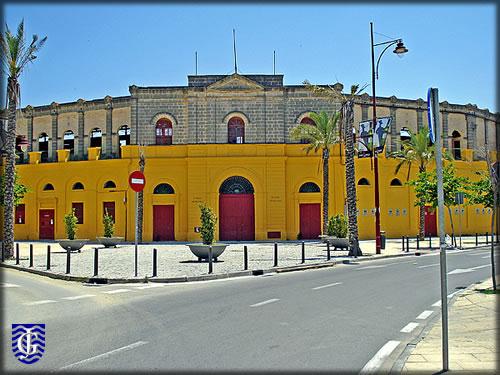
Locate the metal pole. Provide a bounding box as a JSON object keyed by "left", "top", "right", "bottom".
{"left": 406, "top": 236, "right": 410, "bottom": 252}
{"left": 66, "top": 247, "right": 71, "bottom": 274}
{"left": 152, "top": 248, "right": 157, "bottom": 277}
{"left": 402, "top": 236, "right": 405, "bottom": 252}
{"left": 46, "top": 245, "right": 51, "bottom": 270}
{"left": 459, "top": 205, "right": 462, "bottom": 249}
{"left": 208, "top": 246, "right": 213, "bottom": 274}
{"left": 29, "top": 244, "right": 33, "bottom": 267}
{"left": 371, "top": 21, "right": 382, "bottom": 255}
{"left": 273, "top": 242, "right": 278, "bottom": 267}
{"left": 301, "top": 241, "right": 305, "bottom": 264}
{"left": 431, "top": 87, "right": 449, "bottom": 371}
{"left": 327, "top": 241, "right": 331, "bottom": 261}
{"left": 429, "top": 235, "right": 432, "bottom": 249}
{"left": 476, "top": 232, "right": 478, "bottom": 246}
{"left": 134, "top": 191, "right": 138, "bottom": 277}
{"left": 486, "top": 231, "right": 489, "bottom": 244}
{"left": 416, "top": 236, "right": 420, "bottom": 250}
{"left": 93, "top": 247, "right": 99, "bottom": 276}
{"left": 244, "top": 245, "right": 248, "bottom": 270}
{"left": 15, "top": 243, "right": 19, "bottom": 265}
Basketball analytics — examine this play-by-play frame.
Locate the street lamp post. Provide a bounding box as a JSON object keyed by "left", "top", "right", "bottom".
{"left": 370, "top": 22, "right": 408, "bottom": 254}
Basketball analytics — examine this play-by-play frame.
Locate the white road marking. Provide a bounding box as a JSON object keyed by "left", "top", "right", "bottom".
{"left": 312, "top": 282, "right": 343, "bottom": 290}
{"left": 467, "top": 253, "right": 485, "bottom": 256}
{"left": 432, "top": 290, "right": 462, "bottom": 307}
{"left": 417, "top": 263, "right": 440, "bottom": 269}
{"left": 356, "top": 265, "right": 387, "bottom": 270}
{"left": 1, "top": 283, "right": 20, "bottom": 288}
{"left": 400, "top": 322, "right": 419, "bottom": 333}
{"left": 250, "top": 298, "right": 280, "bottom": 307}
{"left": 102, "top": 289, "right": 131, "bottom": 294}
{"left": 60, "top": 341, "right": 148, "bottom": 369}
{"left": 416, "top": 310, "right": 433, "bottom": 320}
{"left": 61, "top": 294, "right": 96, "bottom": 301}
{"left": 449, "top": 264, "right": 489, "bottom": 275}
{"left": 471, "top": 264, "right": 489, "bottom": 270}
{"left": 482, "top": 255, "right": 490, "bottom": 259}
{"left": 24, "top": 300, "right": 57, "bottom": 306}
{"left": 360, "top": 340, "right": 400, "bottom": 373}
{"left": 134, "top": 284, "right": 166, "bottom": 290}
{"left": 432, "top": 300, "right": 441, "bottom": 307}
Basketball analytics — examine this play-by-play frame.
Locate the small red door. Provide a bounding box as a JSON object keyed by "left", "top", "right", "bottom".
{"left": 39, "top": 209, "right": 55, "bottom": 240}
{"left": 219, "top": 194, "right": 255, "bottom": 241}
{"left": 424, "top": 206, "right": 437, "bottom": 236}
{"left": 153, "top": 205, "right": 175, "bottom": 241}
{"left": 299, "top": 203, "right": 321, "bottom": 239}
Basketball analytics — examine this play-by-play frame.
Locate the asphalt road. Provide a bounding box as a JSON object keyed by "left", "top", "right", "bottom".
{"left": 2, "top": 246, "right": 496, "bottom": 372}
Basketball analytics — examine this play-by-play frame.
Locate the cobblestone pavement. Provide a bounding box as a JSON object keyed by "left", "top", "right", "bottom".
{"left": 2, "top": 235, "right": 492, "bottom": 280}
{"left": 401, "top": 277, "right": 498, "bottom": 374}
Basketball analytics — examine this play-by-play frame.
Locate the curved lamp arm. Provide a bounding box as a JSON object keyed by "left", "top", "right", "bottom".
{"left": 375, "top": 41, "right": 398, "bottom": 80}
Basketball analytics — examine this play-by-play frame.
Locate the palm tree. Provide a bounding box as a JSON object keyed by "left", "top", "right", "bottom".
{"left": 390, "top": 126, "right": 435, "bottom": 239}
{"left": 290, "top": 111, "right": 341, "bottom": 235}
{"left": 0, "top": 21, "right": 46, "bottom": 257}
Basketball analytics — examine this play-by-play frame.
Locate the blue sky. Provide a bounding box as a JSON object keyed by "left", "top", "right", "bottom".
{"left": 3, "top": 3, "right": 497, "bottom": 112}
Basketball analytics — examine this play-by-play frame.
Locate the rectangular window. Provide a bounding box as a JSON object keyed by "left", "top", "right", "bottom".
{"left": 15, "top": 204, "right": 25, "bottom": 224}
{"left": 72, "top": 202, "right": 84, "bottom": 224}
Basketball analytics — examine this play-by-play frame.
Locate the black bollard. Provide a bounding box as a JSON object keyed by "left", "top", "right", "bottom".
{"left": 301, "top": 241, "right": 305, "bottom": 264}
{"left": 429, "top": 235, "right": 432, "bottom": 249}
{"left": 273, "top": 242, "right": 278, "bottom": 267}
{"left": 406, "top": 236, "right": 410, "bottom": 252}
{"left": 327, "top": 241, "right": 331, "bottom": 261}
{"left": 486, "top": 232, "right": 489, "bottom": 244}
{"left": 66, "top": 247, "right": 71, "bottom": 274}
{"left": 46, "top": 245, "right": 51, "bottom": 270}
{"left": 1, "top": 241, "right": 4, "bottom": 263}
{"left": 29, "top": 244, "right": 33, "bottom": 267}
{"left": 16, "top": 243, "right": 19, "bottom": 265}
{"left": 243, "top": 246, "right": 248, "bottom": 270}
{"left": 152, "top": 248, "right": 157, "bottom": 277}
{"left": 475, "top": 232, "right": 478, "bottom": 246}
{"left": 402, "top": 236, "right": 405, "bottom": 252}
{"left": 93, "top": 247, "right": 99, "bottom": 276}
{"left": 208, "top": 246, "right": 213, "bottom": 274}
{"left": 416, "top": 236, "right": 420, "bottom": 250}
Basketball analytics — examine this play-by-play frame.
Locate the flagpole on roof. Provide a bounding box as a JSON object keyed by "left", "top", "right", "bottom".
{"left": 233, "top": 28, "right": 238, "bottom": 74}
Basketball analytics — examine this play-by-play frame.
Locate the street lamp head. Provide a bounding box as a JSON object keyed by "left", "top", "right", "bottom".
{"left": 393, "top": 40, "right": 408, "bottom": 55}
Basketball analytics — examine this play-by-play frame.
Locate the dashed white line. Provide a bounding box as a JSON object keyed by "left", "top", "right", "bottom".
{"left": 60, "top": 341, "right": 148, "bottom": 369}
{"left": 134, "top": 284, "right": 166, "bottom": 290}
{"left": 400, "top": 322, "right": 419, "bottom": 333}
{"left": 24, "top": 300, "right": 57, "bottom": 306}
{"left": 360, "top": 340, "right": 400, "bottom": 373}
{"left": 471, "top": 264, "right": 489, "bottom": 270}
{"left": 416, "top": 310, "right": 433, "bottom": 320}
{"left": 432, "top": 300, "right": 441, "bottom": 307}
{"left": 250, "top": 298, "right": 279, "bottom": 307}
{"left": 1, "top": 283, "right": 20, "bottom": 288}
{"left": 102, "top": 289, "right": 131, "bottom": 294}
{"left": 417, "top": 263, "right": 439, "bottom": 269}
{"left": 312, "top": 282, "right": 342, "bottom": 290}
{"left": 482, "top": 255, "right": 490, "bottom": 259}
{"left": 356, "top": 265, "right": 387, "bottom": 270}
{"left": 61, "top": 294, "right": 96, "bottom": 301}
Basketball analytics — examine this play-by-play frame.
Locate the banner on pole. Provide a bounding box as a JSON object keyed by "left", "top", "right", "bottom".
{"left": 357, "top": 117, "right": 392, "bottom": 158}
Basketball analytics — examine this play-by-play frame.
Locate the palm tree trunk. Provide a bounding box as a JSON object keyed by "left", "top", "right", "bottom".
{"left": 322, "top": 148, "right": 329, "bottom": 235}
{"left": 342, "top": 100, "right": 361, "bottom": 256}
{"left": 419, "top": 205, "right": 425, "bottom": 239}
{"left": 3, "top": 78, "right": 18, "bottom": 258}
{"left": 137, "top": 152, "right": 145, "bottom": 242}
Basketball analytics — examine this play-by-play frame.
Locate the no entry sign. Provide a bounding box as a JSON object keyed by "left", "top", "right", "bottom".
{"left": 128, "top": 170, "right": 146, "bottom": 192}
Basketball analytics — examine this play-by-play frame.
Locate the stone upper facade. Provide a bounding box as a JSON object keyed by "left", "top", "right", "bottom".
{"left": 8, "top": 73, "right": 499, "bottom": 161}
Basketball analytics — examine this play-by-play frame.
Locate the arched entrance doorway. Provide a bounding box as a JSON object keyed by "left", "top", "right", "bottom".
{"left": 298, "top": 182, "right": 321, "bottom": 239}
{"left": 219, "top": 176, "right": 255, "bottom": 241}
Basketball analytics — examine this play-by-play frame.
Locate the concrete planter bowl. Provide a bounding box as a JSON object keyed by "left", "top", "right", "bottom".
{"left": 57, "top": 239, "right": 88, "bottom": 252}
{"left": 328, "top": 237, "right": 350, "bottom": 250}
{"left": 187, "top": 244, "right": 228, "bottom": 261}
{"left": 96, "top": 237, "right": 125, "bottom": 248}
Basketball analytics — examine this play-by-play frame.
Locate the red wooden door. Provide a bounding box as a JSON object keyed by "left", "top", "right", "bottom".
{"left": 299, "top": 203, "right": 321, "bottom": 239}
{"left": 424, "top": 206, "right": 437, "bottom": 236}
{"left": 39, "top": 209, "right": 55, "bottom": 240}
{"left": 153, "top": 205, "right": 175, "bottom": 241}
{"left": 219, "top": 194, "right": 255, "bottom": 241}
{"left": 103, "top": 202, "right": 115, "bottom": 222}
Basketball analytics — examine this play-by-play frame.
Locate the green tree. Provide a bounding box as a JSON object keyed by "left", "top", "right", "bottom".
{"left": 64, "top": 209, "right": 78, "bottom": 240}
{"left": 1, "top": 20, "right": 46, "bottom": 257}
{"left": 0, "top": 171, "right": 28, "bottom": 207}
{"left": 290, "top": 111, "right": 341, "bottom": 235}
{"left": 199, "top": 203, "right": 217, "bottom": 245}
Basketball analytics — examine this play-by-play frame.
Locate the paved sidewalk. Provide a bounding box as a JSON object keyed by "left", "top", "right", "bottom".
{"left": 401, "top": 277, "right": 499, "bottom": 374}
{"left": 1, "top": 235, "right": 490, "bottom": 281}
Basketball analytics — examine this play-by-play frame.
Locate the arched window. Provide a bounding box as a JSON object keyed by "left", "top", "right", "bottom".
{"left": 103, "top": 180, "right": 116, "bottom": 189}
{"left": 63, "top": 130, "right": 75, "bottom": 154}
{"left": 72, "top": 182, "right": 84, "bottom": 190}
{"left": 15, "top": 135, "right": 28, "bottom": 163}
{"left": 228, "top": 116, "right": 245, "bottom": 144}
{"left": 390, "top": 178, "right": 403, "bottom": 186}
{"left": 358, "top": 178, "right": 370, "bottom": 186}
{"left": 451, "top": 130, "right": 461, "bottom": 160}
{"left": 38, "top": 133, "right": 49, "bottom": 162}
{"left": 43, "top": 183, "right": 54, "bottom": 191}
{"left": 90, "top": 128, "right": 102, "bottom": 148}
{"left": 153, "top": 183, "right": 175, "bottom": 194}
{"left": 219, "top": 176, "right": 254, "bottom": 194}
{"left": 299, "top": 115, "right": 316, "bottom": 144}
{"left": 156, "top": 118, "right": 173, "bottom": 145}
{"left": 299, "top": 182, "right": 320, "bottom": 193}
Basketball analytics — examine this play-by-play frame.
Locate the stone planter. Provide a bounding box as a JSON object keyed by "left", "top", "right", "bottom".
{"left": 96, "top": 237, "right": 125, "bottom": 248}
{"left": 57, "top": 239, "right": 88, "bottom": 252}
{"left": 187, "top": 244, "right": 228, "bottom": 261}
{"left": 328, "top": 237, "right": 350, "bottom": 250}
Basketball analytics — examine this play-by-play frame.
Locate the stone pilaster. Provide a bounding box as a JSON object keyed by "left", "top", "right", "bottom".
{"left": 389, "top": 96, "right": 398, "bottom": 153}
{"left": 129, "top": 85, "right": 138, "bottom": 144}
{"left": 361, "top": 103, "right": 369, "bottom": 121}
{"left": 416, "top": 98, "right": 425, "bottom": 131}
{"left": 466, "top": 105, "right": 476, "bottom": 151}
{"left": 441, "top": 101, "right": 449, "bottom": 149}
{"left": 77, "top": 99, "right": 85, "bottom": 158}
{"left": 50, "top": 102, "right": 59, "bottom": 161}
{"left": 104, "top": 95, "right": 113, "bottom": 156}
{"left": 25, "top": 106, "right": 33, "bottom": 152}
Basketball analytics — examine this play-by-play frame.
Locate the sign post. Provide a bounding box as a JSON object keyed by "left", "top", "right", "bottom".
{"left": 129, "top": 171, "right": 146, "bottom": 277}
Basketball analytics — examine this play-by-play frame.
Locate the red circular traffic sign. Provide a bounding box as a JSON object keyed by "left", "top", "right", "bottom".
{"left": 129, "top": 171, "right": 146, "bottom": 192}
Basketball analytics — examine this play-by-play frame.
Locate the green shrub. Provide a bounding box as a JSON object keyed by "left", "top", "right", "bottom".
{"left": 199, "top": 203, "right": 217, "bottom": 245}
{"left": 103, "top": 209, "right": 114, "bottom": 238}
{"left": 327, "top": 214, "right": 348, "bottom": 238}
{"left": 64, "top": 209, "right": 78, "bottom": 240}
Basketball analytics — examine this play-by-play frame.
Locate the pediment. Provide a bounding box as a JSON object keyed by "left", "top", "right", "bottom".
{"left": 207, "top": 74, "right": 264, "bottom": 92}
